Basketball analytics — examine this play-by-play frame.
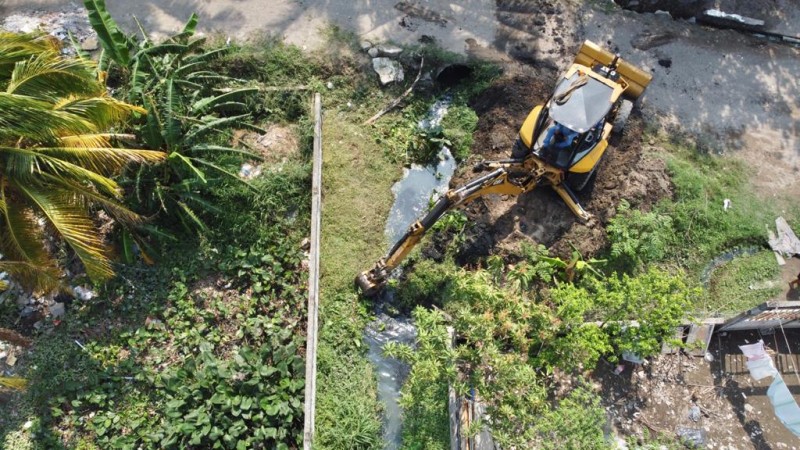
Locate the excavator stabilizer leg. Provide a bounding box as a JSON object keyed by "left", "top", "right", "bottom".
{"left": 551, "top": 183, "right": 593, "bottom": 222}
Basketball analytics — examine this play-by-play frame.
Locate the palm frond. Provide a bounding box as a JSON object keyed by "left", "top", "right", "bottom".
{"left": 33, "top": 145, "right": 165, "bottom": 176}
{"left": 0, "top": 260, "right": 61, "bottom": 293}
{"left": 6, "top": 51, "right": 102, "bottom": 97}
{"left": 58, "top": 133, "right": 137, "bottom": 148}
{"left": 0, "top": 33, "right": 58, "bottom": 78}
{"left": 0, "top": 182, "right": 51, "bottom": 265}
{"left": 3, "top": 146, "right": 121, "bottom": 196}
{"left": 41, "top": 173, "right": 145, "bottom": 226}
{"left": 18, "top": 183, "right": 113, "bottom": 280}
{"left": 52, "top": 95, "right": 145, "bottom": 129}
{"left": 0, "top": 93, "right": 96, "bottom": 142}
{"left": 0, "top": 376, "right": 28, "bottom": 391}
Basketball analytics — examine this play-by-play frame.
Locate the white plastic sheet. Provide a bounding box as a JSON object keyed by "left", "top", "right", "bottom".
{"left": 767, "top": 375, "right": 800, "bottom": 437}
{"left": 746, "top": 357, "right": 778, "bottom": 381}
{"left": 739, "top": 340, "right": 768, "bottom": 360}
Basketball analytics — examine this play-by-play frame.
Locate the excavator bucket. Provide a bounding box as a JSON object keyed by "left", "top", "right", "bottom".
{"left": 573, "top": 40, "right": 652, "bottom": 100}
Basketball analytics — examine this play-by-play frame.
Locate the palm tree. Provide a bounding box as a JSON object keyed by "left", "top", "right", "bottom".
{"left": 0, "top": 33, "right": 164, "bottom": 291}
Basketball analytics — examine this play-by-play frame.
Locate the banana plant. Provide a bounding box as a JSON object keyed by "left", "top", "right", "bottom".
{"left": 84, "top": 0, "right": 262, "bottom": 233}
{"left": 537, "top": 245, "right": 606, "bottom": 284}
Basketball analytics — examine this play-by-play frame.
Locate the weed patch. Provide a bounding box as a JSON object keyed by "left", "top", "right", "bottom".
{"left": 706, "top": 250, "right": 781, "bottom": 315}
{"left": 313, "top": 113, "right": 396, "bottom": 449}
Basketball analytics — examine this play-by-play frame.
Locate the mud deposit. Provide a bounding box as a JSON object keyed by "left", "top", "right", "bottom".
{"left": 444, "top": 67, "right": 672, "bottom": 261}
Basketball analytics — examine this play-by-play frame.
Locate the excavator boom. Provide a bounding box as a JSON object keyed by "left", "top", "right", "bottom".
{"left": 356, "top": 155, "right": 590, "bottom": 295}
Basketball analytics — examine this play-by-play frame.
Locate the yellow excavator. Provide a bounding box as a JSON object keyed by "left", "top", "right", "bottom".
{"left": 356, "top": 41, "right": 652, "bottom": 295}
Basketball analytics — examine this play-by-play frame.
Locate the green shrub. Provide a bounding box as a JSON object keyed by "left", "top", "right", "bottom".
{"left": 396, "top": 258, "right": 457, "bottom": 309}
{"left": 607, "top": 200, "right": 674, "bottom": 271}
{"left": 534, "top": 381, "right": 608, "bottom": 450}
{"left": 154, "top": 340, "right": 304, "bottom": 449}
{"left": 384, "top": 308, "right": 455, "bottom": 450}
{"left": 396, "top": 259, "right": 696, "bottom": 448}
{"left": 440, "top": 105, "right": 478, "bottom": 161}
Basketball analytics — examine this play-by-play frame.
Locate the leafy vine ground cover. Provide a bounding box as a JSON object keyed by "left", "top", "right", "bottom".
{"left": 1, "top": 5, "right": 320, "bottom": 447}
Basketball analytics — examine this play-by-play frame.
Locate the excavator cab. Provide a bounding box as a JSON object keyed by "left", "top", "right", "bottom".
{"left": 356, "top": 41, "right": 652, "bottom": 296}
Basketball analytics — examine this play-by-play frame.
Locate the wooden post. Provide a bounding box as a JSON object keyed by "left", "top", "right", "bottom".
{"left": 447, "top": 327, "right": 460, "bottom": 450}
{"left": 303, "top": 93, "right": 323, "bottom": 450}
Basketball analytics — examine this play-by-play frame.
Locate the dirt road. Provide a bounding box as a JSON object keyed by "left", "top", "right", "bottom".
{"left": 4, "top": 0, "right": 797, "bottom": 195}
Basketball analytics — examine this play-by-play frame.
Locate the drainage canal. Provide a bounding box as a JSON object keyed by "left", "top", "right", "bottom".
{"left": 364, "top": 98, "right": 457, "bottom": 448}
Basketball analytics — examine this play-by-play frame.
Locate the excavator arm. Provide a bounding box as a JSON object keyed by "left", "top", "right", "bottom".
{"left": 355, "top": 156, "right": 592, "bottom": 295}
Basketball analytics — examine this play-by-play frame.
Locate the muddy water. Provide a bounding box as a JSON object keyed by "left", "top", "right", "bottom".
{"left": 365, "top": 99, "right": 456, "bottom": 449}
{"left": 364, "top": 304, "right": 417, "bottom": 450}
{"left": 384, "top": 149, "right": 457, "bottom": 244}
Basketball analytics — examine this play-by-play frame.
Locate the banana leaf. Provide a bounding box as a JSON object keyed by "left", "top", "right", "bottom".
{"left": 83, "top": 0, "right": 131, "bottom": 66}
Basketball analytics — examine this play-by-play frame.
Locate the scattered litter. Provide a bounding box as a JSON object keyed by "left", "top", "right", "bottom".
{"left": 372, "top": 57, "right": 405, "bottom": 86}
{"left": 676, "top": 427, "right": 707, "bottom": 448}
{"left": 767, "top": 375, "right": 800, "bottom": 437}
{"left": 614, "top": 364, "right": 625, "bottom": 375}
{"left": 622, "top": 351, "right": 644, "bottom": 364}
{"left": 74, "top": 340, "right": 87, "bottom": 351}
{"left": 239, "top": 163, "right": 262, "bottom": 179}
{"left": 699, "top": 9, "right": 765, "bottom": 30}
{"left": 703, "top": 352, "right": 714, "bottom": 362}
{"left": 48, "top": 302, "right": 65, "bottom": 318}
{"left": 1, "top": 5, "right": 98, "bottom": 56}
{"left": 739, "top": 340, "right": 778, "bottom": 380}
{"left": 73, "top": 285, "right": 95, "bottom": 301}
{"left": 767, "top": 217, "right": 800, "bottom": 258}
{"left": 723, "top": 198, "right": 731, "bottom": 211}
{"left": 689, "top": 404, "right": 702, "bottom": 422}
{"left": 6, "top": 352, "right": 17, "bottom": 367}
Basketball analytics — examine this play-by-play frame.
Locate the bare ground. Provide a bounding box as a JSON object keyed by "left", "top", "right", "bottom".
{"left": 595, "top": 328, "right": 800, "bottom": 450}
{"left": 448, "top": 64, "right": 672, "bottom": 261}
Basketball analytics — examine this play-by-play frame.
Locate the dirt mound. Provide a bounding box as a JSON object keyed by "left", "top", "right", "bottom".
{"left": 452, "top": 67, "right": 672, "bottom": 260}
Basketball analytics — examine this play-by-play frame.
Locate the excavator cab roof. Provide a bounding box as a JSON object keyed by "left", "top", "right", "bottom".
{"left": 550, "top": 72, "right": 614, "bottom": 133}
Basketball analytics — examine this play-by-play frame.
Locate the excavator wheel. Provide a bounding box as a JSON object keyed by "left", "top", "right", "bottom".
{"left": 612, "top": 99, "right": 634, "bottom": 136}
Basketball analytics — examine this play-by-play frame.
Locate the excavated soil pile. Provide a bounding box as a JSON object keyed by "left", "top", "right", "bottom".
{"left": 448, "top": 65, "right": 673, "bottom": 261}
